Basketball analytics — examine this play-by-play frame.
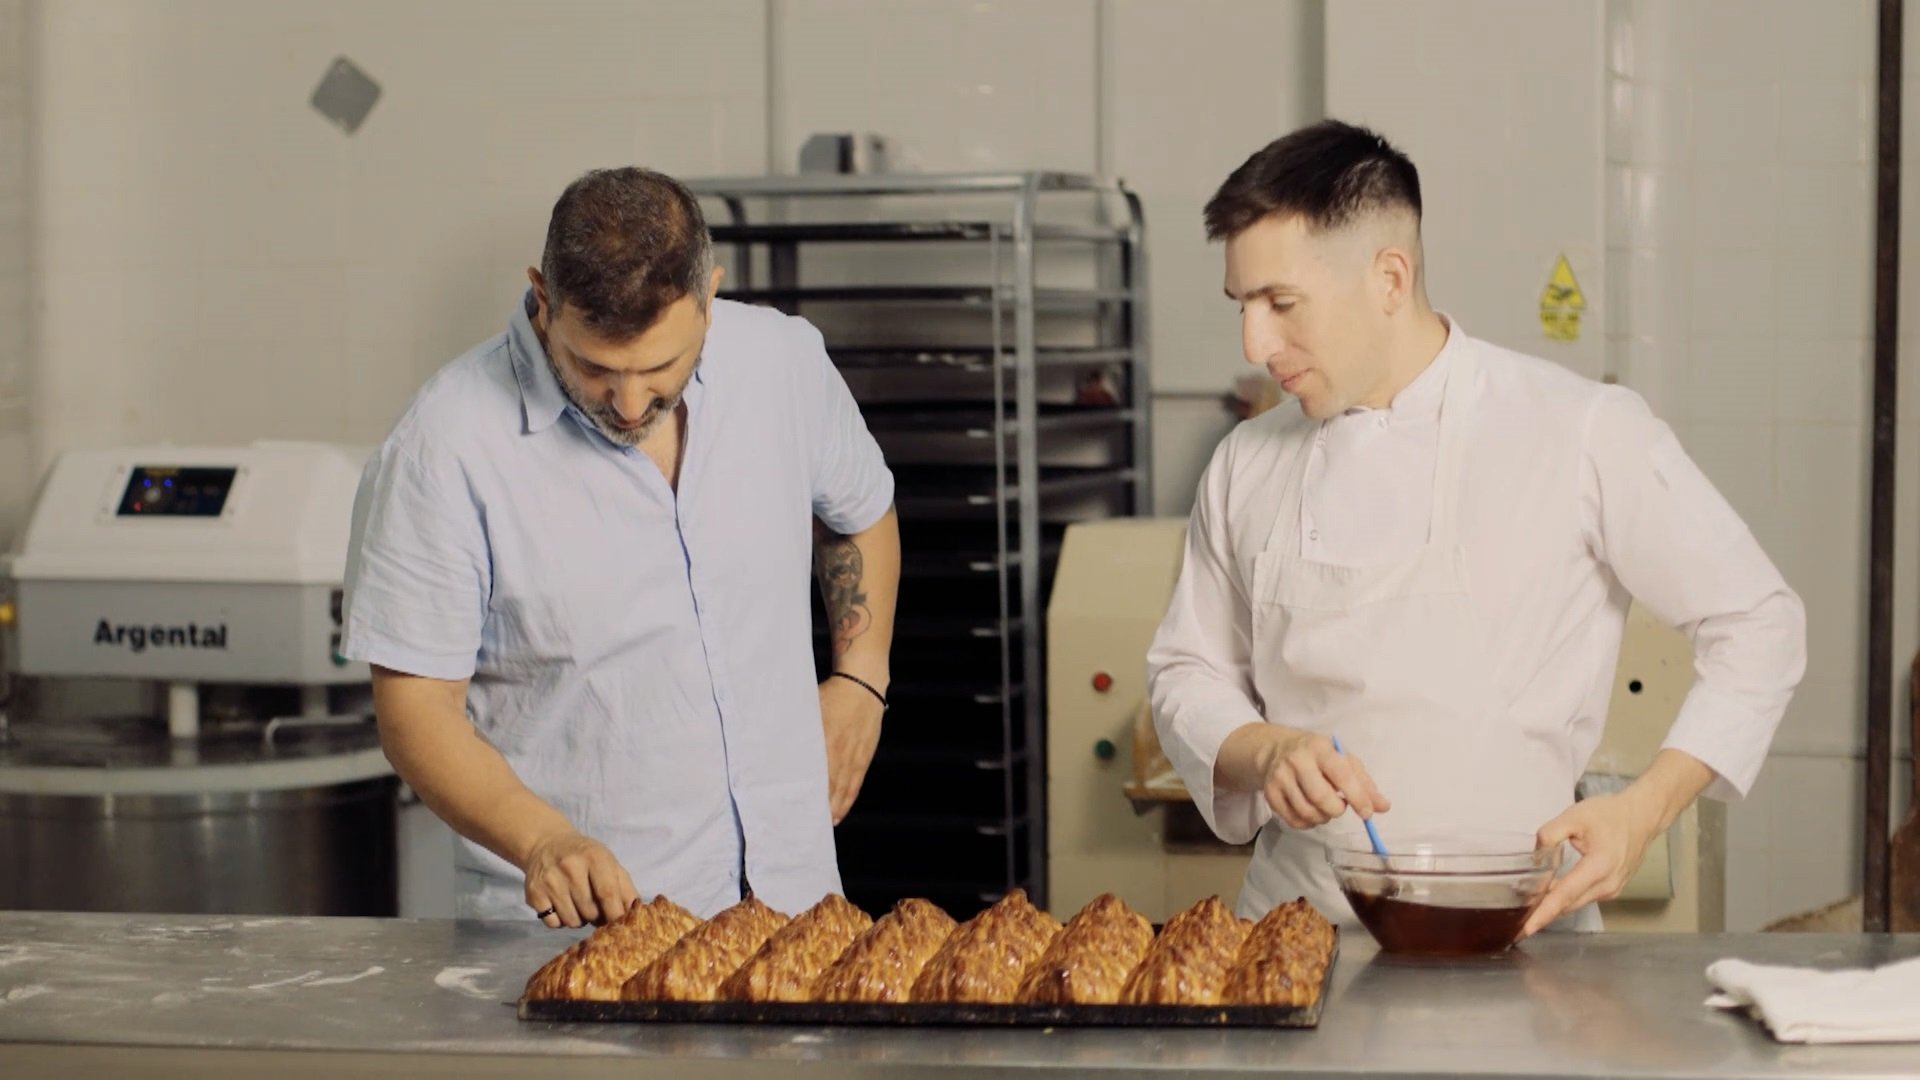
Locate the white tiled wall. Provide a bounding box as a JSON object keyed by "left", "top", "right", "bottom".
{"left": 1326, "top": 0, "right": 1609, "bottom": 381}
{"left": 18, "top": 0, "right": 1319, "bottom": 527}
{"left": 1101, "top": 0, "right": 1324, "bottom": 511}
{"left": 26, "top": 0, "right": 770, "bottom": 469}
{"left": 1608, "top": 0, "right": 1909, "bottom": 929}
{"left": 0, "top": 0, "right": 28, "bottom": 548}
{"left": 773, "top": 0, "right": 1100, "bottom": 174}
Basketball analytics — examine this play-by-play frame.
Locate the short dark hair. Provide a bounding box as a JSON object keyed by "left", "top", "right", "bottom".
{"left": 1203, "top": 120, "right": 1422, "bottom": 241}
{"left": 540, "top": 167, "right": 714, "bottom": 340}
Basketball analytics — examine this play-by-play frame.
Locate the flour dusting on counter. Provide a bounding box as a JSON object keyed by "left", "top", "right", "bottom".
{"left": 306, "top": 966, "right": 385, "bottom": 987}
{"left": 0, "top": 943, "right": 51, "bottom": 968}
{"left": 434, "top": 965, "right": 497, "bottom": 999}
{"left": 247, "top": 970, "right": 323, "bottom": 991}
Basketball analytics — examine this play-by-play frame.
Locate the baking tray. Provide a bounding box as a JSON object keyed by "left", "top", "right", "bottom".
{"left": 869, "top": 409, "right": 1135, "bottom": 468}
{"left": 840, "top": 361, "right": 1130, "bottom": 409}
{"left": 889, "top": 466, "right": 1139, "bottom": 523}
{"left": 518, "top": 935, "right": 1336, "bottom": 1028}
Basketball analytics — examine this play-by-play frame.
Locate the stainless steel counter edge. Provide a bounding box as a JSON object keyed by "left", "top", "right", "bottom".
{"left": 2, "top": 911, "right": 1917, "bottom": 1078}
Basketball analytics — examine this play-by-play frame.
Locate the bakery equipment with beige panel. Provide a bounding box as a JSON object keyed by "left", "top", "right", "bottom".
{"left": 1043, "top": 517, "right": 1724, "bottom": 931}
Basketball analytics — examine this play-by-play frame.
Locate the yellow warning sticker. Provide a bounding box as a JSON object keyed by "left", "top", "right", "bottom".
{"left": 1539, "top": 254, "right": 1585, "bottom": 343}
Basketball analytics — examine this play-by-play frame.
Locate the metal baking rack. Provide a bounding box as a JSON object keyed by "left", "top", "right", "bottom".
{"left": 685, "top": 173, "right": 1150, "bottom": 916}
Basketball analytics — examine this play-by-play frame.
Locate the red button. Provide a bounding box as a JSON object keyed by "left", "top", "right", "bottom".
{"left": 1092, "top": 672, "right": 1113, "bottom": 692}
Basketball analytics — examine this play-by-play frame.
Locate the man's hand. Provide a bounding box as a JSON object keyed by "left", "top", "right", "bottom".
{"left": 1520, "top": 749, "right": 1714, "bottom": 938}
{"left": 1251, "top": 729, "right": 1390, "bottom": 829}
{"left": 521, "top": 829, "right": 640, "bottom": 929}
{"left": 373, "top": 666, "right": 639, "bottom": 929}
{"left": 1521, "top": 790, "right": 1660, "bottom": 938}
{"left": 820, "top": 676, "right": 885, "bottom": 824}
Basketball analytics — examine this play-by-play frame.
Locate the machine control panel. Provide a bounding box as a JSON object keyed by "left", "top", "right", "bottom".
{"left": 114, "top": 466, "right": 239, "bottom": 518}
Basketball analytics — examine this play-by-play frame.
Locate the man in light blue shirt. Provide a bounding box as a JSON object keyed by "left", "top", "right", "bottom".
{"left": 341, "top": 167, "right": 899, "bottom": 924}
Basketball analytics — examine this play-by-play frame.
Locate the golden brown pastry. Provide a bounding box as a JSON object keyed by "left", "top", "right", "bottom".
{"left": 1225, "top": 896, "right": 1335, "bottom": 1006}
{"left": 911, "top": 889, "right": 1063, "bottom": 1004}
{"left": 521, "top": 939, "right": 591, "bottom": 1003}
{"left": 719, "top": 893, "right": 875, "bottom": 1002}
{"left": 520, "top": 895, "right": 702, "bottom": 1002}
{"left": 1223, "top": 951, "right": 1322, "bottom": 1006}
{"left": 814, "top": 897, "right": 958, "bottom": 1003}
{"left": 1245, "top": 898, "right": 1333, "bottom": 953}
{"left": 1118, "top": 895, "right": 1251, "bottom": 1006}
{"left": 1015, "top": 892, "right": 1154, "bottom": 1005}
{"left": 621, "top": 895, "right": 789, "bottom": 1002}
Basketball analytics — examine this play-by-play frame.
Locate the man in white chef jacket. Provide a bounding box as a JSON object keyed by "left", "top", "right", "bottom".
{"left": 1146, "top": 120, "right": 1806, "bottom": 934}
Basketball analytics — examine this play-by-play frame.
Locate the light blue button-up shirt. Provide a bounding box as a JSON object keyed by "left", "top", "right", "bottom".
{"left": 340, "top": 293, "right": 894, "bottom": 919}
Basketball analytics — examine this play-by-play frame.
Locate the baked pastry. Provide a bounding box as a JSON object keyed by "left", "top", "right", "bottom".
{"left": 519, "top": 895, "right": 702, "bottom": 1002}
{"left": 1224, "top": 896, "right": 1335, "bottom": 1006}
{"left": 1015, "top": 892, "right": 1154, "bottom": 1005}
{"left": 814, "top": 897, "right": 958, "bottom": 1003}
{"left": 1223, "top": 950, "right": 1321, "bottom": 1007}
{"left": 1118, "top": 895, "right": 1251, "bottom": 1006}
{"left": 1237, "top": 896, "right": 1335, "bottom": 963}
{"left": 620, "top": 895, "right": 789, "bottom": 1002}
{"left": 525, "top": 889, "right": 1335, "bottom": 1013}
{"left": 719, "top": 893, "right": 875, "bottom": 1002}
{"left": 910, "top": 889, "right": 1063, "bottom": 1003}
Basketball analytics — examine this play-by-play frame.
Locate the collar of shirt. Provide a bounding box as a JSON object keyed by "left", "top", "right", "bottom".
{"left": 1337, "top": 312, "right": 1463, "bottom": 427}
{"left": 506, "top": 288, "right": 707, "bottom": 441}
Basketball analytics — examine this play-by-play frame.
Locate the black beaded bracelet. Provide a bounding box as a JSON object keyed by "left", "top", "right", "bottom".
{"left": 829, "top": 670, "right": 889, "bottom": 711}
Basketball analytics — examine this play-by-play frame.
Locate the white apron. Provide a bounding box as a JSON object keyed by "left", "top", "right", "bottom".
{"left": 1238, "top": 349, "right": 1597, "bottom": 931}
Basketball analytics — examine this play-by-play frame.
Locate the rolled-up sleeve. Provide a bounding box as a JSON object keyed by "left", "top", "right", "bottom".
{"left": 1582, "top": 386, "right": 1806, "bottom": 800}
{"left": 798, "top": 322, "right": 894, "bottom": 534}
{"left": 338, "top": 444, "right": 492, "bottom": 681}
{"left": 1146, "top": 438, "right": 1272, "bottom": 843}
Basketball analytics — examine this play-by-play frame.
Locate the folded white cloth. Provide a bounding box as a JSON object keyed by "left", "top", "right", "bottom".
{"left": 1705, "top": 955, "right": 1920, "bottom": 1043}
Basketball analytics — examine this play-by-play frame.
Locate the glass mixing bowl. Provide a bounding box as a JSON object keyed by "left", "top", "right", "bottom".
{"left": 1326, "top": 829, "right": 1563, "bottom": 958}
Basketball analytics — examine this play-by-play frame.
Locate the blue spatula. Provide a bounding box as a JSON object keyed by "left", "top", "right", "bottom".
{"left": 1330, "top": 734, "right": 1389, "bottom": 857}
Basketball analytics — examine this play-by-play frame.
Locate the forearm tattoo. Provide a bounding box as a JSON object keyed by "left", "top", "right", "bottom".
{"left": 813, "top": 521, "right": 872, "bottom": 658}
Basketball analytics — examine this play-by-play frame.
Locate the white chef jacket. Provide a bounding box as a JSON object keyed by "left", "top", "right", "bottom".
{"left": 1146, "top": 317, "right": 1806, "bottom": 918}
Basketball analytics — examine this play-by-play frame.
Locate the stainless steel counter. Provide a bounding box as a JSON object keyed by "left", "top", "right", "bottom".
{"left": 2, "top": 911, "right": 1917, "bottom": 1078}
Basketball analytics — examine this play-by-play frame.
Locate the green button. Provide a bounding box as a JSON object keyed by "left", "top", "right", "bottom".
{"left": 1094, "top": 738, "right": 1116, "bottom": 762}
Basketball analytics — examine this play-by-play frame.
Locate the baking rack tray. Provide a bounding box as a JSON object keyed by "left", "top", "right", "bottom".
{"left": 518, "top": 936, "right": 1336, "bottom": 1029}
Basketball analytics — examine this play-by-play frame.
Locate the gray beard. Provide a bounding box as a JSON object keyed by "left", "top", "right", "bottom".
{"left": 547, "top": 354, "right": 681, "bottom": 447}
